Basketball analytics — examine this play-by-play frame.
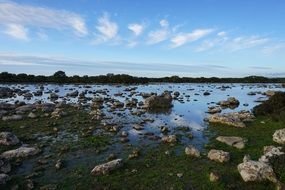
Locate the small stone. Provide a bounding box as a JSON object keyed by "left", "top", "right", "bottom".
{"left": 208, "top": 149, "right": 230, "bottom": 163}
{"left": 209, "top": 171, "right": 220, "bottom": 182}
{"left": 55, "top": 159, "right": 63, "bottom": 170}
{"left": 185, "top": 145, "right": 200, "bottom": 157}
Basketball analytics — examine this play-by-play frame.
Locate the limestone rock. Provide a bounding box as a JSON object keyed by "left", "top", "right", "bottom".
{"left": 91, "top": 159, "right": 123, "bottom": 176}
{"left": 207, "top": 149, "right": 230, "bottom": 163}
{"left": 216, "top": 136, "right": 246, "bottom": 149}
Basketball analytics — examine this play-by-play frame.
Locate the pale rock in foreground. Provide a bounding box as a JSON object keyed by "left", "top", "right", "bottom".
{"left": 273, "top": 128, "right": 285, "bottom": 144}
{"left": 1, "top": 146, "right": 40, "bottom": 159}
{"left": 207, "top": 149, "right": 230, "bottom": 163}
{"left": 91, "top": 159, "right": 123, "bottom": 176}
{"left": 259, "top": 146, "right": 285, "bottom": 164}
{"left": 216, "top": 136, "right": 246, "bottom": 149}
{"left": 238, "top": 158, "right": 277, "bottom": 183}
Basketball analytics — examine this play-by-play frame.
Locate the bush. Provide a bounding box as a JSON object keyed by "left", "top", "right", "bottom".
{"left": 253, "top": 92, "right": 285, "bottom": 118}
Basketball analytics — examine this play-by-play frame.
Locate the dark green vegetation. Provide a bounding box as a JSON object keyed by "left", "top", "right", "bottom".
{"left": 1, "top": 71, "right": 285, "bottom": 84}
{"left": 253, "top": 91, "right": 285, "bottom": 119}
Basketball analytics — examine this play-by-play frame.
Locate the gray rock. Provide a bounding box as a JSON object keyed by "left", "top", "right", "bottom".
{"left": 185, "top": 145, "right": 200, "bottom": 157}
{"left": 0, "top": 132, "right": 19, "bottom": 146}
{"left": 1, "top": 147, "right": 40, "bottom": 159}
{"left": 216, "top": 136, "right": 246, "bottom": 149}
{"left": 162, "top": 135, "right": 177, "bottom": 143}
{"left": 0, "top": 157, "right": 11, "bottom": 173}
{"left": 0, "top": 173, "right": 10, "bottom": 185}
{"left": 273, "top": 128, "right": 285, "bottom": 144}
{"left": 238, "top": 160, "right": 277, "bottom": 183}
{"left": 207, "top": 149, "right": 230, "bottom": 163}
{"left": 143, "top": 92, "right": 172, "bottom": 110}
{"left": 91, "top": 159, "right": 123, "bottom": 175}
{"left": 206, "top": 111, "right": 254, "bottom": 128}
{"left": 2, "top": 114, "right": 23, "bottom": 121}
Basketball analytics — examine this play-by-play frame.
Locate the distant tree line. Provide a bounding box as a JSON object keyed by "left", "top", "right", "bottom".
{"left": 0, "top": 71, "right": 285, "bottom": 84}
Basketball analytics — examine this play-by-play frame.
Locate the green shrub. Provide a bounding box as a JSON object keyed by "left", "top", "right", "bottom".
{"left": 253, "top": 92, "right": 285, "bottom": 120}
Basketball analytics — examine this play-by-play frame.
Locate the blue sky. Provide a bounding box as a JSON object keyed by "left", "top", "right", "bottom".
{"left": 0, "top": 0, "right": 285, "bottom": 77}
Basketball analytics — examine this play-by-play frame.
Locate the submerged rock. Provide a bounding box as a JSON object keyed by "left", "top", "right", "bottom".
{"left": 1, "top": 146, "right": 40, "bottom": 159}
{"left": 273, "top": 128, "right": 285, "bottom": 144}
{"left": 0, "top": 132, "right": 20, "bottom": 146}
{"left": 216, "top": 136, "right": 246, "bottom": 149}
{"left": 91, "top": 159, "right": 123, "bottom": 176}
{"left": 161, "top": 135, "right": 177, "bottom": 143}
{"left": 207, "top": 149, "right": 230, "bottom": 163}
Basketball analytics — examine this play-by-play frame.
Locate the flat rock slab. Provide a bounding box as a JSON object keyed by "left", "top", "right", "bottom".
{"left": 216, "top": 136, "right": 246, "bottom": 149}
{"left": 91, "top": 159, "right": 123, "bottom": 176}
{"left": 1, "top": 147, "right": 40, "bottom": 159}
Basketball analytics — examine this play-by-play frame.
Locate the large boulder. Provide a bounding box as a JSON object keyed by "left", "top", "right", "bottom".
{"left": 273, "top": 128, "right": 285, "bottom": 144}
{"left": 1, "top": 147, "right": 40, "bottom": 159}
{"left": 0, "top": 132, "right": 19, "bottom": 146}
{"left": 216, "top": 136, "right": 246, "bottom": 149}
{"left": 207, "top": 149, "right": 230, "bottom": 163}
{"left": 91, "top": 159, "right": 123, "bottom": 176}
{"left": 238, "top": 159, "right": 277, "bottom": 183}
{"left": 143, "top": 92, "right": 172, "bottom": 110}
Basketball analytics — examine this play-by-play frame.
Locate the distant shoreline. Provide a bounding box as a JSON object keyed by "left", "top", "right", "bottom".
{"left": 1, "top": 71, "right": 285, "bottom": 84}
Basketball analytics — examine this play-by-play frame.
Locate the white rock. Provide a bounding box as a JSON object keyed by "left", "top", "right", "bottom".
{"left": 207, "top": 149, "right": 230, "bottom": 163}
{"left": 91, "top": 159, "right": 123, "bottom": 176}
{"left": 273, "top": 128, "right": 285, "bottom": 144}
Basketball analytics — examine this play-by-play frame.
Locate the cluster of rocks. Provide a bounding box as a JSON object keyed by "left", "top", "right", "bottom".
{"left": 206, "top": 111, "right": 255, "bottom": 128}
{"left": 0, "top": 132, "right": 40, "bottom": 185}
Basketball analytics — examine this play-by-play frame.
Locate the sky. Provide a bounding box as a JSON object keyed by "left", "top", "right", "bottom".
{"left": 0, "top": 0, "right": 285, "bottom": 77}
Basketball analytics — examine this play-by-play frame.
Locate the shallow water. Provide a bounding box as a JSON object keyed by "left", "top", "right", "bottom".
{"left": 1, "top": 83, "right": 284, "bottom": 148}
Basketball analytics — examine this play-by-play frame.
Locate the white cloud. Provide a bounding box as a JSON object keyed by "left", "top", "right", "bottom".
{"left": 228, "top": 36, "right": 268, "bottom": 52}
{"left": 217, "top": 31, "right": 226, "bottom": 37}
{"left": 147, "top": 19, "right": 171, "bottom": 44}
{"left": 128, "top": 23, "right": 144, "bottom": 36}
{"left": 160, "top": 19, "right": 169, "bottom": 27}
{"left": 0, "top": 1, "right": 88, "bottom": 37}
{"left": 171, "top": 28, "right": 214, "bottom": 48}
{"left": 262, "top": 43, "right": 285, "bottom": 55}
{"left": 94, "top": 12, "right": 118, "bottom": 44}
{"left": 148, "top": 29, "right": 169, "bottom": 44}
{"left": 195, "top": 32, "right": 228, "bottom": 52}
{"left": 4, "top": 23, "right": 29, "bottom": 41}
